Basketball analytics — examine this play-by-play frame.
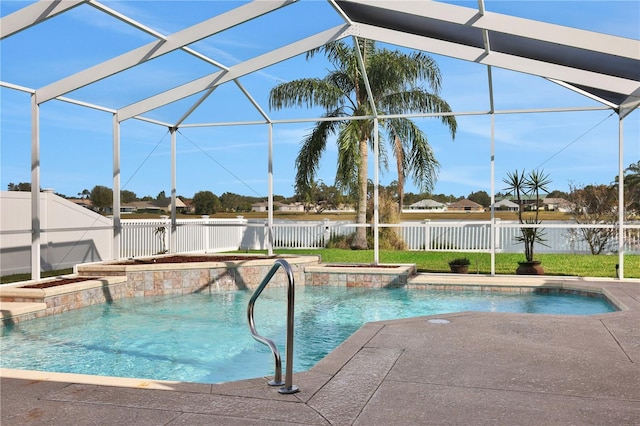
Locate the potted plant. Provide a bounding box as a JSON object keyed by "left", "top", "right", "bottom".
{"left": 502, "top": 169, "right": 551, "bottom": 275}
{"left": 448, "top": 257, "right": 470, "bottom": 274}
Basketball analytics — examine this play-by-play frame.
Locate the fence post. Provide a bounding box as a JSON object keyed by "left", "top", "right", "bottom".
{"left": 323, "top": 218, "right": 331, "bottom": 247}
{"left": 494, "top": 218, "right": 501, "bottom": 251}
{"left": 158, "top": 216, "right": 170, "bottom": 254}
{"left": 200, "top": 215, "right": 210, "bottom": 252}
{"left": 422, "top": 219, "right": 431, "bottom": 251}
{"left": 263, "top": 220, "right": 269, "bottom": 251}
{"left": 236, "top": 216, "right": 244, "bottom": 251}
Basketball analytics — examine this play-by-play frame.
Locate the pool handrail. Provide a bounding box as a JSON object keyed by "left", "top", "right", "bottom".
{"left": 247, "top": 258, "right": 299, "bottom": 394}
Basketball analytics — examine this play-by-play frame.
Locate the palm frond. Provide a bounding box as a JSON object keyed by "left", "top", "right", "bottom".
{"left": 269, "top": 78, "right": 344, "bottom": 110}
{"left": 335, "top": 121, "right": 362, "bottom": 193}
{"left": 295, "top": 115, "right": 343, "bottom": 191}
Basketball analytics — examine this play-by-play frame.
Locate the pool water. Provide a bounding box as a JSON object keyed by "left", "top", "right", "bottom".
{"left": 0, "top": 287, "right": 614, "bottom": 384}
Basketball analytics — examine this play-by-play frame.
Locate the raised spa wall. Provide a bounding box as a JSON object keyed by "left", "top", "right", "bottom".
{"left": 0, "top": 255, "right": 417, "bottom": 326}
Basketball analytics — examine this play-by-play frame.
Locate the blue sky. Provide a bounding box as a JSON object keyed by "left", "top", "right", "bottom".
{"left": 1, "top": 0, "right": 638, "bottom": 200}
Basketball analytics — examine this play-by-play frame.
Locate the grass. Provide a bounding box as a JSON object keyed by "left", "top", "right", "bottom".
{"left": 243, "top": 249, "right": 640, "bottom": 279}
{"left": 0, "top": 268, "right": 74, "bottom": 285}
{"left": 2, "top": 251, "right": 638, "bottom": 283}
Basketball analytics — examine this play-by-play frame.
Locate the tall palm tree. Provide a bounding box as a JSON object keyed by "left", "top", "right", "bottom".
{"left": 269, "top": 39, "right": 457, "bottom": 249}
{"left": 624, "top": 160, "right": 640, "bottom": 188}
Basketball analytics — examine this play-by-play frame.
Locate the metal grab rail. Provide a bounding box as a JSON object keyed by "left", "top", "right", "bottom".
{"left": 247, "top": 259, "right": 299, "bottom": 394}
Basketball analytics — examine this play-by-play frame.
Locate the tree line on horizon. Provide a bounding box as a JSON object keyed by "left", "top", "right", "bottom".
{"left": 5, "top": 180, "right": 492, "bottom": 213}
{"left": 6, "top": 159, "right": 639, "bottom": 220}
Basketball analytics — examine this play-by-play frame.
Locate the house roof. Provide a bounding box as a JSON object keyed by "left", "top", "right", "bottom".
{"left": 542, "top": 197, "right": 573, "bottom": 208}
{"left": 493, "top": 199, "right": 519, "bottom": 208}
{"left": 409, "top": 199, "right": 445, "bottom": 208}
{"left": 448, "top": 199, "right": 483, "bottom": 208}
{"left": 154, "top": 198, "right": 187, "bottom": 209}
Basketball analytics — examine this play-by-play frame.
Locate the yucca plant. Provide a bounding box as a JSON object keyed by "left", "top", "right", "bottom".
{"left": 502, "top": 169, "right": 551, "bottom": 262}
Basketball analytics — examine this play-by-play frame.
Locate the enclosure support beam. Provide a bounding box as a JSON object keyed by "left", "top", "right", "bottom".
{"left": 170, "top": 128, "right": 177, "bottom": 254}
{"left": 373, "top": 118, "right": 380, "bottom": 265}
{"left": 30, "top": 95, "right": 41, "bottom": 281}
{"left": 617, "top": 117, "right": 625, "bottom": 279}
{"left": 353, "top": 36, "right": 379, "bottom": 263}
{"left": 112, "top": 115, "right": 121, "bottom": 260}
{"left": 267, "top": 123, "right": 274, "bottom": 256}
{"left": 487, "top": 65, "right": 496, "bottom": 276}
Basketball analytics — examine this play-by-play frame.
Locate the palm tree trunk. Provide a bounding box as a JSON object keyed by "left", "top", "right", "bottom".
{"left": 394, "top": 135, "right": 404, "bottom": 211}
{"left": 351, "top": 138, "right": 369, "bottom": 249}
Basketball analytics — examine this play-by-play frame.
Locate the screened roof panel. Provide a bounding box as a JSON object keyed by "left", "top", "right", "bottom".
{"left": 335, "top": 0, "right": 639, "bottom": 113}
{"left": 1, "top": 0, "right": 638, "bottom": 123}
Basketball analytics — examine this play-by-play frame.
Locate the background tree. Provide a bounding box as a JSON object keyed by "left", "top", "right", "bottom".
{"left": 193, "top": 191, "right": 220, "bottom": 215}
{"left": 156, "top": 190, "right": 167, "bottom": 201}
{"left": 569, "top": 183, "right": 620, "bottom": 254}
{"left": 78, "top": 188, "right": 90, "bottom": 199}
{"left": 294, "top": 179, "right": 350, "bottom": 213}
{"left": 546, "top": 189, "right": 570, "bottom": 200}
{"left": 294, "top": 178, "right": 320, "bottom": 213}
{"left": 7, "top": 182, "right": 31, "bottom": 191}
{"left": 403, "top": 192, "right": 423, "bottom": 206}
{"left": 616, "top": 160, "right": 640, "bottom": 215}
{"left": 218, "top": 192, "right": 260, "bottom": 212}
{"left": 120, "top": 190, "right": 137, "bottom": 204}
{"left": 90, "top": 185, "right": 113, "bottom": 213}
{"left": 270, "top": 38, "right": 456, "bottom": 249}
{"left": 467, "top": 190, "right": 490, "bottom": 207}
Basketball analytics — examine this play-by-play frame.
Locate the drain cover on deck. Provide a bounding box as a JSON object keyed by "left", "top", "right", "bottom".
{"left": 428, "top": 319, "right": 450, "bottom": 324}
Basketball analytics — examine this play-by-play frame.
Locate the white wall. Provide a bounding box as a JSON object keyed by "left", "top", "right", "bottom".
{"left": 1, "top": 191, "right": 112, "bottom": 276}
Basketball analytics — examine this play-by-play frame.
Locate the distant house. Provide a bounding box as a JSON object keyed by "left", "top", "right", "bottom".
{"left": 501, "top": 194, "right": 540, "bottom": 209}
{"left": 279, "top": 202, "right": 305, "bottom": 213}
{"left": 447, "top": 199, "right": 484, "bottom": 212}
{"left": 405, "top": 199, "right": 446, "bottom": 212}
{"left": 69, "top": 198, "right": 95, "bottom": 211}
{"left": 492, "top": 199, "right": 519, "bottom": 212}
{"left": 251, "top": 201, "right": 285, "bottom": 212}
{"left": 122, "top": 201, "right": 157, "bottom": 213}
{"left": 154, "top": 198, "right": 187, "bottom": 213}
{"left": 543, "top": 197, "right": 574, "bottom": 212}
{"left": 121, "top": 198, "right": 187, "bottom": 214}
{"left": 182, "top": 199, "right": 195, "bottom": 214}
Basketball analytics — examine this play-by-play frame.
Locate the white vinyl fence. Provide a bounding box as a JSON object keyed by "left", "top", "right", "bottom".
{"left": 120, "top": 218, "right": 640, "bottom": 257}
{"left": 121, "top": 217, "right": 247, "bottom": 258}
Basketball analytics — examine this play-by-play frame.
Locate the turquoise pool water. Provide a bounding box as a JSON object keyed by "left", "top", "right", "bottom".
{"left": 0, "top": 287, "right": 615, "bottom": 384}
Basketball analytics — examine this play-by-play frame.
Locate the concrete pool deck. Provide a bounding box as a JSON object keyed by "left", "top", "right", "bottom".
{"left": 1, "top": 275, "right": 639, "bottom": 425}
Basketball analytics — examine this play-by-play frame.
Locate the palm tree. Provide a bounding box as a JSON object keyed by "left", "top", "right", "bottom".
{"left": 269, "top": 39, "right": 457, "bottom": 249}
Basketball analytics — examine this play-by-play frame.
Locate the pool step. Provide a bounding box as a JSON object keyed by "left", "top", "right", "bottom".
{"left": 0, "top": 301, "right": 47, "bottom": 324}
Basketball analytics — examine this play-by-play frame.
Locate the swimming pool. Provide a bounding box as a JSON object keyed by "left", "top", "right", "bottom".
{"left": 0, "top": 287, "right": 615, "bottom": 384}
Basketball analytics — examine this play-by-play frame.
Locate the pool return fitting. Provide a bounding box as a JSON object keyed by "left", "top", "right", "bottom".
{"left": 247, "top": 259, "right": 299, "bottom": 394}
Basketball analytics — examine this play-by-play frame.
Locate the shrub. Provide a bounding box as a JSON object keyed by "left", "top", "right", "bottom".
{"left": 448, "top": 257, "right": 471, "bottom": 266}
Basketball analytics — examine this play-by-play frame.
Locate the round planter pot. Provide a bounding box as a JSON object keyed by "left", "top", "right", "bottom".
{"left": 516, "top": 261, "right": 544, "bottom": 275}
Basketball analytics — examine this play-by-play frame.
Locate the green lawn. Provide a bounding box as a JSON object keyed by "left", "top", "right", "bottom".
{"left": 2, "top": 251, "right": 638, "bottom": 284}
{"left": 248, "top": 249, "right": 640, "bottom": 279}
{"left": 0, "top": 268, "right": 74, "bottom": 284}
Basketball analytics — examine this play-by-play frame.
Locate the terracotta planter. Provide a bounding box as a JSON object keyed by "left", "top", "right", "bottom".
{"left": 516, "top": 261, "right": 544, "bottom": 275}
{"left": 449, "top": 264, "right": 469, "bottom": 274}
